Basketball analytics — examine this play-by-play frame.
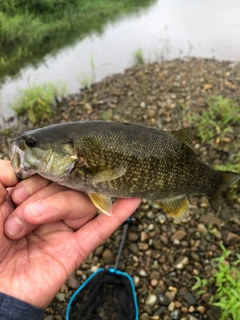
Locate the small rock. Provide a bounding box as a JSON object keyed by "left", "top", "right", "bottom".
{"left": 158, "top": 293, "right": 170, "bottom": 306}
{"left": 145, "top": 293, "right": 157, "bottom": 307}
{"left": 202, "top": 293, "right": 213, "bottom": 304}
{"left": 141, "top": 231, "right": 149, "bottom": 242}
{"left": 90, "top": 265, "right": 99, "bottom": 273}
{"left": 173, "top": 256, "right": 189, "bottom": 269}
{"left": 150, "top": 270, "right": 160, "bottom": 280}
{"left": 171, "top": 230, "right": 187, "bottom": 242}
{"left": 147, "top": 211, "right": 155, "bottom": 219}
{"left": 102, "top": 248, "right": 114, "bottom": 263}
{"left": 43, "top": 316, "right": 54, "bottom": 320}
{"left": 197, "top": 223, "right": 208, "bottom": 234}
{"left": 55, "top": 292, "right": 65, "bottom": 302}
{"left": 138, "top": 242, "right": 149, "bottom": 250}
{"left": 199, "top": 214, "right": 222, "bottom": 226}
{"left": 168, "top": 301, "right": 175, "bottom": 311}
{"left": 222, "top": 230, "right": 240, "bottom": 245}
{"left": 197, "top": 305, "right": 205, "bottom": 314}
{"left": 206, "top": 306, "right": 222, "bottom": 320}
{"left": 140, "top": 313, "right": 149, "bottom": 320}
{"left": 165, "top": 291, "right": 176, "bottom": 302}
{"left": 154, "top": 306, "right": 167, "bottom": 316}
{"left": 94, "top": 245, "right": 104, "bottom": 257}
{"left": 170, "top": 309, "right": 182, "bottom": 320}
{"left": 67, "top": 273, "right": 80, "bottom": 289}
{"left": 189, "top": 306, "right": 195, "bottom": 313}
{"left": 148, "top": 223, "right": 155, "bottom": 231}
{"left": 184, "top": 292, "right": 197, "bottom": 306}
{"left": 174, "top": 301, "right": 182, "bottom": 308}
{"left": 128, "top": 232, "right": 139, "bottom": 242}
{"left": 188, "top": 315, "right": 198, "bottom": 320}
{"left": 139, "top": 269, "right": 148, "bottom": 277}
{"left": 151, "top": 279, "right": 158, "bottom": 287}
{"left": 129, "top": 243, "right": 139, "bottom": 255}
{"left": 133, "top": 275, "right": 140, "bottom": 286}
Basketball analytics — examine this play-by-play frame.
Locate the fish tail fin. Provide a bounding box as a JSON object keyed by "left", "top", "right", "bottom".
{"left": 208, "top": 171, "right": 240, "bottom": 213}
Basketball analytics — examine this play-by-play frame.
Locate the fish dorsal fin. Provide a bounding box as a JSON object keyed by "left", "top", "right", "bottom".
{"left": 157, "top": 195, "right": 189, "bottom": 221}
{"left": 88, "top": 193, "right": 112, "bottom": 216}
{"left": 171, "top": 127, "right": 192, "bottom": 147}
{"left": 85, "top": 165, "right": 126, "bottom": 184}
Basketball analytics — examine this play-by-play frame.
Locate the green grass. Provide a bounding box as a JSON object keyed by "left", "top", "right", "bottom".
{"left": 10, "top": 82, "right": 68, "bottom": 124}
{"left": 0, "top": 0, "right": 155, "bottom": 78}
{"left": 193, "top": 96, "right": 240, "bottom": 144}
{"left": 193, "top": 245, "right": 240, "bottom": 320}
{"left": 133, "top": 48, "right": 146, "bottom": 65}
{"left": 191, "top": 95, "right": 240, "bottom": 200}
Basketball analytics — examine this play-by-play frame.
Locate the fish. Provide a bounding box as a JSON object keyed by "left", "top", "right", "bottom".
{"left": 9, "top": 121, "right": 240, "bottom": 221}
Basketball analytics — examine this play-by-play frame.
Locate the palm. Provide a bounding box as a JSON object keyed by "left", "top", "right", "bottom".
{"left": 1, "top": 197, "right": 80, "bottom": 308}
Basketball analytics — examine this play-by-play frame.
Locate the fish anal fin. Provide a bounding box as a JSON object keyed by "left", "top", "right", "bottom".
{"left": 88, "top": 193, "right": 112, "bottom": 216}
{"left": 157, "top": 196, "right": 189, "bottom": 221}
{"left": 86, "top": 165, "right": 126, "bottom": 184}
{"left": 171, "top": 127, "right": 192, "bottom": 147}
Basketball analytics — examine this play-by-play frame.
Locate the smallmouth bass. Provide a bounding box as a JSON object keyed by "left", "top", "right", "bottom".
{"left": 9, "top": 121, "right": 240, "bottom": 220}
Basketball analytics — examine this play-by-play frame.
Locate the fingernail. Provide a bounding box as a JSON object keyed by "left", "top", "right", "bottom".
{"left": 5, "top": 216, "right": 24, "bottom": 235}
{"left": 14, "top": 186, "right": 29, "bottom": 203}
{"left": 29, "top": 201, "right": 45, "bottom": 217}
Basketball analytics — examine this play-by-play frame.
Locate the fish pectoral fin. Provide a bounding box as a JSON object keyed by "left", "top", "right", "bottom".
{"left": 88, "top": 193, "right": 112, "bottom": 216}
{"left": 157, "top": 196, "right": 189, "bottom": 221}
{"left": 86, "top": 165, "right": 126, "bottom": 184}
{"left": 171, "top": 127, "right": 192, "bottom": 147}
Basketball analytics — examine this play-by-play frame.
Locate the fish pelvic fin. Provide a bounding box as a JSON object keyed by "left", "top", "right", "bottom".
{"left": 207, "top": 171, "right": 240, "bottom": 213}
{"left": 157, "top": 195, "right": 189, "bottom": 221}
{"left": 88, "top": 193, "right": 112, "bottom": 216}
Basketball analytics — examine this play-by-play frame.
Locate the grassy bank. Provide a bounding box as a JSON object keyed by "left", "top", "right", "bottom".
{"left": 0, "top": 0, "right": 155, "bottom": 78}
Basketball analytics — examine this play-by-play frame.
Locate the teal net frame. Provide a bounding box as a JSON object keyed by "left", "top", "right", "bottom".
{"left": 65, "top": 218, "right": 139, "bottom": 320}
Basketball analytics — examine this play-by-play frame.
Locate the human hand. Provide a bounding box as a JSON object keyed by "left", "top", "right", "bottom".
{"left": 0, "top": 159, "right": 141, "bottom": 309}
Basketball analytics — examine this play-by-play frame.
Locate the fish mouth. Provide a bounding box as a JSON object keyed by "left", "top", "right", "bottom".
{"left": 10, "top": 141, "right": 34, "bottom": 179}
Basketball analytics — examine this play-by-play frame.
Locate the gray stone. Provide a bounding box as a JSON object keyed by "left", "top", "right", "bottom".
{"left": 158, "top": 293, "right": 170, "bottom": 306}
{"left": 170, "top": 309, "right": 182, "bottom": 320}
{"left": 154, "top": 306, "right": 167, "bottom": 316}
{"left": 183, "top": 292, "right": 197, "bottom": 306}
{"left": 129, "top": 243, "right": 139, "bottom": 255}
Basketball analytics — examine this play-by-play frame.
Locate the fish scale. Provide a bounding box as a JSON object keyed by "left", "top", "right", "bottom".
{"left": 9, "top": 121, "right": 240, "bottom": 220}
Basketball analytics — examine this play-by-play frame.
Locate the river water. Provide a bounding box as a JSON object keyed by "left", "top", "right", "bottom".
{"left": 1, "top": 0, "right": 240, "bottom": 122}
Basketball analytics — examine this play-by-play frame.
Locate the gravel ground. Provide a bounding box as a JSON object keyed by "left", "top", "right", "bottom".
{"left": 1, "top": 57, "right": 240, "bottom": 320}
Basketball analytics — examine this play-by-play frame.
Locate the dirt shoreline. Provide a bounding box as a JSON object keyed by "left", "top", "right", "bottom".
{"left": 1, "top": 57, "right": 240, "bottom": 320}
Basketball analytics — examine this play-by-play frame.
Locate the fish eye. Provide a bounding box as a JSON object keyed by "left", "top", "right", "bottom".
{"left": 25, "top": 137, "right": 36, "bottom": 148}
